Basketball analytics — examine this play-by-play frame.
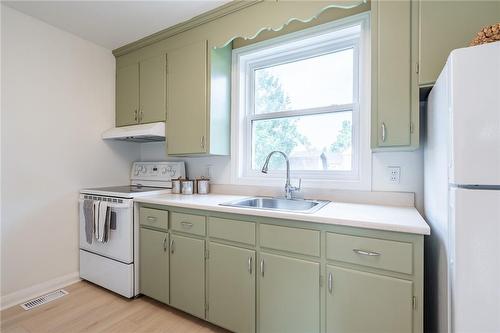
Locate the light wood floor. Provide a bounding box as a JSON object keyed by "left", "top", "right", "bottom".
{"left": 1, "top": 281, "right": 229, "bottom": 333}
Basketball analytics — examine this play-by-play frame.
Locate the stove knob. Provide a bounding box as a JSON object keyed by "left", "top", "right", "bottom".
{"left": 170, "top": 170, "right": 176, "bottom": 177}
{"left": 134, "top": 169, "right": 140, "bottom": 176}
{"left": 141, "top": 166, "right": 147, "bottom": 174}
{"left": 161, "top": 167, "right": 167, "bottom": 174}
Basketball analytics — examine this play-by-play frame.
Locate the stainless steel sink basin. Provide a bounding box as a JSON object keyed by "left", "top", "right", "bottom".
{"left": 220, "top": 196, "right": 329, "bottom": 214}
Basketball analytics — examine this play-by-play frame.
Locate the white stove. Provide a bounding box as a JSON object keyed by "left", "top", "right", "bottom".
{"left": 81, "top": 185, "right": 169, "bottom": 197}
{"left": 79, "top": 161, "right": 185, "bottom": 298}
{"left": 81, "top": 161, "right": 185, "bottom": 198}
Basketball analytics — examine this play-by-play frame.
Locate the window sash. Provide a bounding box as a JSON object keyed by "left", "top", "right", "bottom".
{"left": 243, "top": 40, "right": 359, "bottom": 178}
{"left": 248, "top": 103, "right": 355, "bottom": 122}
{"left": 244, "top": 106, "right": 358, "bottom": 178}
{"left": 231, "top": 12, "right": 371, "bottom": 189}
{"left": 247, "top": 40, "right": 359, "bottom": 118}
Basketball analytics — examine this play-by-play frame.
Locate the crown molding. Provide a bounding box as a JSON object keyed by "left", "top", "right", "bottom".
{"left": 112, "top": 1, "right": 261, "bottom": 57}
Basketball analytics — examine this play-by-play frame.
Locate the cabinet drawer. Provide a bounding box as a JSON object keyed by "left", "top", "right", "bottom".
{"left": 139, "top": 207, "right": 168, "bottom": 230}
{"left": 171, "top": 212, "right": 206, "bottom": 236}
{"left": 260, "top": 224, "right": 320, "bottom": 257}
{"left": 326, "top": 233, "right": 413, "bottom": 274}
{"left": 209, "top": 217, "right": 255, "bottom": 245}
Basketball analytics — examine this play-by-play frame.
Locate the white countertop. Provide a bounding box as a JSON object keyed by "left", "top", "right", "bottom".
{"left": 134, "top": 193, "right": 430, "bottom": 235}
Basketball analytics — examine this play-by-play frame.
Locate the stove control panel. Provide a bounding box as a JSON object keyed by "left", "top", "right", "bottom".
{"left": 130, "top": 161, "right": 186, "bottom": 182}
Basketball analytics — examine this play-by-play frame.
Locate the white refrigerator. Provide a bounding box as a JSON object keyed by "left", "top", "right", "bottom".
{"left": 424, "top": 41, "right": 500, "bottom": 333}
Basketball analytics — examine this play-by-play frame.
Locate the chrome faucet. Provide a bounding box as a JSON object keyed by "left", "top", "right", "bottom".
{"left": 261, "top": 151, "right": 301, "bottom": 200}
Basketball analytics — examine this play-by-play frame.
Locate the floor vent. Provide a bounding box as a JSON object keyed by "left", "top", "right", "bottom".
{"left": 20, "top": 289, "right": 69, "bottom": 310}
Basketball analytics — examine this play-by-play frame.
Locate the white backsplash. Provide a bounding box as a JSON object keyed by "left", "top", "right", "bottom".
{"left": 140, "top": 142, "right": 231, "bottom": 182}
{"left": 140, "top": 142, "right": 424, "bottom": 212}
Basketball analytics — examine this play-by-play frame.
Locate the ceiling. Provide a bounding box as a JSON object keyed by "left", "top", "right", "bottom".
{"left": 3, "top": 1, "right": 230, "bottom": 50}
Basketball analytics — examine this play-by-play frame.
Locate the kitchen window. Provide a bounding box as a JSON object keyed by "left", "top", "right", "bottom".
{"left": 232, "top": 13, "right": 371, "bottom": 190}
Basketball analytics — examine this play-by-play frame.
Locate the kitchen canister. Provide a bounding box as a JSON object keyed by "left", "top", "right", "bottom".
{"left": 196, "top": 177, "right": 210, "bottom": 194}
{"left": 181, "top": 179, "right": 195, "bottom": 195}
{"left": 172, "top": 178, "right": 182, "bottom": 194}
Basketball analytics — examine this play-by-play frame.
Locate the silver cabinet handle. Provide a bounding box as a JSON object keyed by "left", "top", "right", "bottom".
{"left": 134, "top": 109, "right": 138, "bottom": 122}
{"left": 353, "top": 249, "right": 381, "bottom": 257}
{"left": 180, "top": 221, "right": 193, "bottom": 229}
{"left": 163, "top": 236, "right": 167, "bottom": 252}
{"left": 381, "top": 122, "right": 387, "bottom": 142}
{"left": 139, "top": 109, "right": 143, "bottom": 123}
{"left": 328, "top": 272, "right": 333, "bottom": 293}
{"left": 200, "top": 136, "right": 205, "bottom": 149}
{"left": 260, "top": 259, "right": 264, "bottom": 277}
{"left": 248, "top": 257, "right": 253, "bottom": 274}
{"left": 147, "top": 216, "right": 157, "bottom": 223}
{"left": 170, "top": 239, "right": 174, "bottom": 254}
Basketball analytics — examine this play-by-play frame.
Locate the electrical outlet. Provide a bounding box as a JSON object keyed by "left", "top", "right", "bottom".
{"left": 388, "top": 166, "right": 401, "bottom": 184}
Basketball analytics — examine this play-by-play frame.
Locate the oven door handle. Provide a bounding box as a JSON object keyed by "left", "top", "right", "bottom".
{"left": 79, "top": 198, "right": 132, "bottom": 209}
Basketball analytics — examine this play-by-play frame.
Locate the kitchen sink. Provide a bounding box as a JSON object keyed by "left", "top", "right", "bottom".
{"left": 220, "top": 196, "right": 329, "bottom": 214}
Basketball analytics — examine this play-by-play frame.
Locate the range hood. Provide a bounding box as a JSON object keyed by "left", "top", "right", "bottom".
{"left": 102, "top": 122, "right": 165, "bottom": 142}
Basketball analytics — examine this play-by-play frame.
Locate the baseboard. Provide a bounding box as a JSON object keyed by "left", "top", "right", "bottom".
{"left": 1, "top": 272, "right": 81, "bottom": 310}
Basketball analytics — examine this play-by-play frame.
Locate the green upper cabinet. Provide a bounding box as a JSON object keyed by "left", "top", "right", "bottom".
{"left": 259, "top": 252, "right": 320, "bottom": 333}
{"left": 371, "top": 0, "right": 419, "bottom": 150}
{"left": 326, "top": 265, "right": 413, "bottom": 333}
{"left": 116, "top": 63, "right": 139, "bottom": 127}
{"left": 208, "top": 242, "right": 255, "bottom": 333}
{"left": 115, "top": 54, "right": 166, "bottom": 127}
{"left": 419, "top": 0, "right": 500, "bottom": 86}
{"left": 139, "top": 55, "right": 167, "bottom": 124}
{"left": 166, "top": 40, "right": 231, "bottom": 156}
{"left": 169, "top": 234, "right": 206, "bottom": 319}
{"left": 166, "top": 40, "right": 208, "bottom": 155}
{"left": 139, "top": 227, "right": 169, "bottom": 304}
{"left": 371, "top": 0, "right": 500, "bottom": 150}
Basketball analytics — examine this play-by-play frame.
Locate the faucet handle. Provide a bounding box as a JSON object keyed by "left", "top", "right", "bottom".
{"left": 290, "top": 178, "right": 302, "bottom": 198}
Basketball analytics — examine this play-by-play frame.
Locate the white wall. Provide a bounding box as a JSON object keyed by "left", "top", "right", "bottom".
{"left": 0, "top": 6, "right": 140, "bottom": 305}
{"left": 140, "top": 143, "right": 424, "bottom": 212}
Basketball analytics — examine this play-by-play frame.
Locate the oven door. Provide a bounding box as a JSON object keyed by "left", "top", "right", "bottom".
{"left": 79, "top": 195, "right": 133, "bottom": 263}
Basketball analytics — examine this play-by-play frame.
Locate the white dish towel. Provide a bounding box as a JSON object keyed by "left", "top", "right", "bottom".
{"left": 93, "top": 201, "right": 111, "bottom": 243}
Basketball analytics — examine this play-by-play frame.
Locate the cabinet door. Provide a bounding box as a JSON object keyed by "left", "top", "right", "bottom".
{"left": 372, "top": 0, "right": 411, "bottom": 147}
{"left": 259, "top": 252, "right": 320, "bottom": 333}
{"left": 139, "top": 55, "right": 166, "bottom": 124}
{"left": 419, "top": 1, "right": 500, "bottom": 86}
{"left": 116, "top": 63, "right": 139, "bottom": 127}
{"left": 166, "top": 40, "right": 208, "bottom": 155}
{"left": 208, "top": 242, "right": 255, "bottom": 333}
{"left": 170, "top": 234, "right": 205, "bottom": 318}
{"left": 139, "top": 228, "right": 168, "bottom": 304}
{"left": 326, "top": 265, "right": 413, "bottom": 333}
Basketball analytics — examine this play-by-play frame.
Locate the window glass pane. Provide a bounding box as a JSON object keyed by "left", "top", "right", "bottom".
{"left": 254, "top": 48, "right": 353, "bottom": 114}
{"left": 251, "top": 111, "right": 352, "bottom": 171}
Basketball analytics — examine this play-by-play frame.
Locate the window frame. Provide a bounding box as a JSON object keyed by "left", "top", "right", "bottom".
{"left": 231, "top": 13, "right": 371, "bottom": 190}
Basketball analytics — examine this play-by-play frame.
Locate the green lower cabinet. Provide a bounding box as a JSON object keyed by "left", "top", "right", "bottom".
{"left": 139, "top": 228, "right": 169, "bottom": 304}
{"left": 326, "top": 265, "right": 413, "bottom": 333}
{"left": 137, "top": 205, "right": 423, "bottom": 332}
{"left": 208, "top": 242, "right": 255, "bottom": 333}
{"left": 169, "top": 234, "right": 206, "bottom": 319}
{"left": 259, "top": 252, "right": 320, "bottom": 333}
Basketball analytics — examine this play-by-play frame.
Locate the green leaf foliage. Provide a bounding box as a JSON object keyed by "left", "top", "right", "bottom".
{"left": 253, "top": 70, "right": 307, "bottom": 170}
{"left": 330, "top": 120, "right": 352, "bottom": 153}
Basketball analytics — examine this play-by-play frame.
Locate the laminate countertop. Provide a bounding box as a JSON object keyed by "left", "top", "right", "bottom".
{"left": 134, "top": 193, "right": 430, "bottom": 235}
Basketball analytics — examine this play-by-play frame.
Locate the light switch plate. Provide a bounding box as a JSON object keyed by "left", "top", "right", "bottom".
{"left": 205, "top": 164, "right": 213, "bottom": 178}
